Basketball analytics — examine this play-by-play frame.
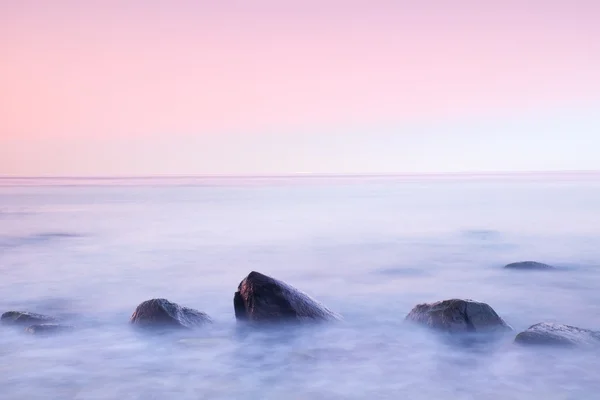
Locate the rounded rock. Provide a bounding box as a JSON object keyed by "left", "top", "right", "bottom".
{"left": 504, "top": 261, "right": 554, "bottom": 270}
{"left": 1, "top": 311, "right": 57, "bottom": 326}
{"left": 130, "top": 298, "right": 211, "bottom": 329}
{"left": 514, "top": 322, "right": 600, "bottom": 347}
{"left": 405, "top": 299, "right": 512, "bottom": 333}
{"left": 234, "top": 271, "right": 341, "bottom": 323}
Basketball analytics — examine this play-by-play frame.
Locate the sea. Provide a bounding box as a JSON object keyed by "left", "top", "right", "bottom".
{"left": 1, "top": 173, "right": 600, "bottom": 399}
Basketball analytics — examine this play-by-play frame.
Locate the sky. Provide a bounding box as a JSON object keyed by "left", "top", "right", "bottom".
{"left": 1, "top": 0, "right": 599, "bottom": 176}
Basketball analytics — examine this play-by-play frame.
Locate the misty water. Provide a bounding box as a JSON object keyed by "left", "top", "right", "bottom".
{"left": 1, "top": 175, "right": 600, "bottom": 399}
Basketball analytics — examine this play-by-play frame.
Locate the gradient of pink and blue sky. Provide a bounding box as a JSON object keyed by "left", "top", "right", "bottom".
{"left": 1, "top": 0, "right": 599, "bottom": 176}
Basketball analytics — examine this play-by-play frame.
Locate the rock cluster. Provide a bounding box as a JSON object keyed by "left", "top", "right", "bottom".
{"left": 3, "top": 266, "right": 597, "bottom": 349}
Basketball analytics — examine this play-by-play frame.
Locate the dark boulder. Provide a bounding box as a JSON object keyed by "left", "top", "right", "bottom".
{"left": 514, "top": 322, "right": 600, "bottom": 347}
{"left": 405, "top": 299, "right": 512, "bottom": 333}
{"left": 504, "top": 261, "right": 554, "bottom": 270}
{"left": 25, "top": 324, "right": 75, "bottom": 335}
{"left": 130, "top": 298, "right": 211, "bottom": 329}
{"left": 234, "top": 271, "right": 341, "bottom": 323}
{"left": 1, "top": 311, "right": 57, "bottom": 326}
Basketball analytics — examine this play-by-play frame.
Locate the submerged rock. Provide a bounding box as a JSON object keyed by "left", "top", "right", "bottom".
{"left": 514, "top": 322, "right": 600, "bottom": 347}
{"left": 405, "top": 299, "right": 512, "bottom": 333}
{"left": 234, "top": 271, "right": 341, "bottom": 323}
{"left": 25, "top": 324, "right": 75, "bottom": 336}
{"left": 504, "top": 261, "right": 554, "bottom": 270}
{"left": 130, "top": 298, "right": 211, "bottom": 329}
{"left": 1, "top": 311, "right": 57, "bottom": 326}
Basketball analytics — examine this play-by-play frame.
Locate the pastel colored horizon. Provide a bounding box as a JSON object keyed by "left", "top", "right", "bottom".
{"left": 1, "top": 1, "right": 599, "bottom": 176}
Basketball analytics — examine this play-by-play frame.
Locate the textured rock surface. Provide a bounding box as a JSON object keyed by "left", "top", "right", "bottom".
{"left": 1, "top": 311, "right": 57, "bottom": 326}
{"left": 25, "top": 324, "right": 75, "bottom": 335}
{"left": 405, "top": 299, "right": 512, "bottom": 333}
{"left": 504, "top": 261, "right": 555, "bottom": 270}
{"left": 130, "top": 299, "right": 211, "bottom": 329}
{"left": 234, "top": 271, "right": 341, "bottom": 323}
{"left": 514, "top": 323, "right": 600, "bottom": 347}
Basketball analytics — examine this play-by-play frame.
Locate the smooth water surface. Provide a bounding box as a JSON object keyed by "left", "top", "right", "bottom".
{"left": 1, "top": 174, "right": 600, "bottom": 399}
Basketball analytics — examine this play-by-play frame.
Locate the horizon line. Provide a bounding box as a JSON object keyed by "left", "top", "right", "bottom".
{"left": 1, "top": 170, "right": 600, "bottom": 180}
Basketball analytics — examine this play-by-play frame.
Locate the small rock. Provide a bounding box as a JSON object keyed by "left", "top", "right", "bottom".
{"left": 1, "top": 311, "right": 57, "bottom": 326}
{"left": 504, "top": 261, "right": 554, "bottom": 270}
{"left": 405, "top": 299, "right": 512, "bottom": 333}
{"left": 514, "top": 322, "right": 600, "bottom": 347}
{"left": 25, "top": 324, "right": 75, "bottom": 335}
{"left": 234, "top": 271, "right": 341, "bottom": 323}
{"left": 130, "top": 298, "right": 211, "bottom": 329}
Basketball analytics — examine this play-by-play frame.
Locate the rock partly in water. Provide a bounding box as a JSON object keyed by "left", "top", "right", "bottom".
{"left": 1, "top": 311, "right": 57, "bottom": 326}
{"left": 405, "top": 299, "right": 512, "bottom": 333}
{"left": 514, "top": 322, "right": 600, "bottom": 347}
{"left": 234, "top": 271, "right": 341, "bottom": 323}
{"left": 25, "top": 324, "right": 75, "bottom": 336}
{"left": 504, "top": 261, "right": 555, "bottom": 270}
{"left": 130, "top": 298, "right": 211, "bottom": 329}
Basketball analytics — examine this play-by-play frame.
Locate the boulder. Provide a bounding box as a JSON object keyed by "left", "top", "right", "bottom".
{"left": 25, "top": 324, "right": 75, "bottom": 335}
{"left": 514, "top": 322, "right": 600, "bottom": 347}
{"left": 233, "top": 271, "right": 341, "bottom": 323}
{"left": 405, "top": 299, "right": 512, "bottom": 333}
{"left": 504, "top": 261, "right": 554, "bottom": 270}
{"left": 130, "top": 298, "right": 211, "bottom": 329}
{"left": 1, "top": 311, "right": 57, "bottom": 326}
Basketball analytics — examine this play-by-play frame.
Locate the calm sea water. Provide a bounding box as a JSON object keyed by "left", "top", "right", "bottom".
{"left": 1, "top": 174, "right": 600, "bottom": 399}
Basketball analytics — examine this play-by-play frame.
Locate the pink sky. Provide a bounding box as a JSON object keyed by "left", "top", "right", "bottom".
{"left": 1, "top": 1, "right": 599, "bottom": 175}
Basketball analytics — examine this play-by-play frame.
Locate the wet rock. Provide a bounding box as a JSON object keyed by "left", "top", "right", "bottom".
{"left": 130, "top": 298, "right": 211, "bottom": 329}
{"left": 514, "top": 322, "right": 600, "bottom": 347}
{"left": 405, "top": 299, "right": 512, "bottom": 333}
{"left": 1, "top": 311, "right": 57, "bottom": 326}
{"left": 25, "top": 324, "right": 75, "bottom": 336}
{"left": 504, "top": 261, "right": 554, "bottom": 270}
{"left": 234, "top": 271, "right": 341, "bottom": 323}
